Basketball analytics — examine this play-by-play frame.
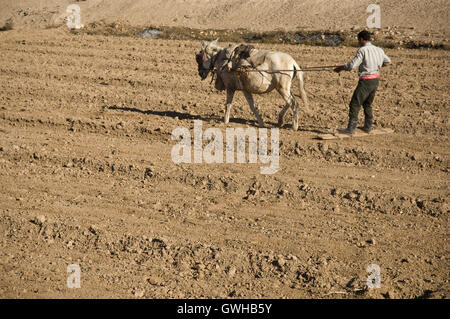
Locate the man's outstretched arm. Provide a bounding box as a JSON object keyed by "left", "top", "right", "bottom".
{"left": 382, "top": 51, "right": 392, "bottom": 67}
{"left": 334, "top": 49, "right": 363, "bottom": 73}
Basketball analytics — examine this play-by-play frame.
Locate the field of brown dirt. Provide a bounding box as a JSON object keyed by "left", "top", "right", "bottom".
{"left": 0, "top": 26, "right": 448, "bottom": 299}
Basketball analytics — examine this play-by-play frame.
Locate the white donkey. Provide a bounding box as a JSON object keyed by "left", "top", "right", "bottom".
{"left": 196, "top": 39, "right": 310, "bottom": 130}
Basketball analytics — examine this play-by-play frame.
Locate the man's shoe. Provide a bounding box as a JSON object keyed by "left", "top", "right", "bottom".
{"left": 361, "top": 126, "right": 372, "bottom": 133}
{"left": 339, "top": 127, "right": 356, "bottom": 134}
{"left": 361, "top": 118, "right": 373, "bottom": 133}
{"left": 338, "top": 119, "right": 357, "bottom": 135}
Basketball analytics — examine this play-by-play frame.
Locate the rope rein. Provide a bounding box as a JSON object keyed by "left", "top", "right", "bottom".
{"left": 337, "top": 73, "right": 347, "bottom": 107}
{"left": 232, "top": 65, "right": 341, "bottom": 74}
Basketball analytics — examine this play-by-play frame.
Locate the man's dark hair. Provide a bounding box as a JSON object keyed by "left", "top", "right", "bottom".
{"left": 357, "top": 30, "right": 371, "bottom": 41}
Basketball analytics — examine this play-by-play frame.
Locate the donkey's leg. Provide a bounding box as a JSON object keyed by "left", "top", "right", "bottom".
{"left": 296, "top": 70, "right": 311, "bottom": 115}
{"left": 243, "top": 92, "right": 264, "bottom": 128}
{"left": 224, "top": 89, "right": 235, "bottom": 124}
{"left": 277, "top": 99, "right": 290, "bottom": 128}
{"left": 290, "top": 92, "right": 299, "bottom": 131}
{"left": 277, "top": 88, "right": 298, "bottom": 131}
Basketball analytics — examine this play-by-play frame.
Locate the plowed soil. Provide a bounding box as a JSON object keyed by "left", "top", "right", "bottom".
{"left": 0, "top": 27, "right": 448, "bottom": 299}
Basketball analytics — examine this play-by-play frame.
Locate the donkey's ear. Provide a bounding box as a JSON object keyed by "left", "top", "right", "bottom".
{"left": 211, "top": 38, "right": 219, "bottom": 46}
{"left": 201, "top": 40, "right": 208, "bottom": 49}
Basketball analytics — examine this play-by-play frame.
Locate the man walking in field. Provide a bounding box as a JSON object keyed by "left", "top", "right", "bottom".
{"left": 334, "top": 30, "right": 391, "bottom": 134}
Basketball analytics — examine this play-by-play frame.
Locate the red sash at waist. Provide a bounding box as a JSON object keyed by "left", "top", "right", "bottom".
{"left": 359, "top": 74, "right": 380, "bottom": 80}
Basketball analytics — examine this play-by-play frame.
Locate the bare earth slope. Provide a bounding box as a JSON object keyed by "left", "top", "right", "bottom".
{"left": 1, "top": 0, "right": 449, "bottom": 36}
